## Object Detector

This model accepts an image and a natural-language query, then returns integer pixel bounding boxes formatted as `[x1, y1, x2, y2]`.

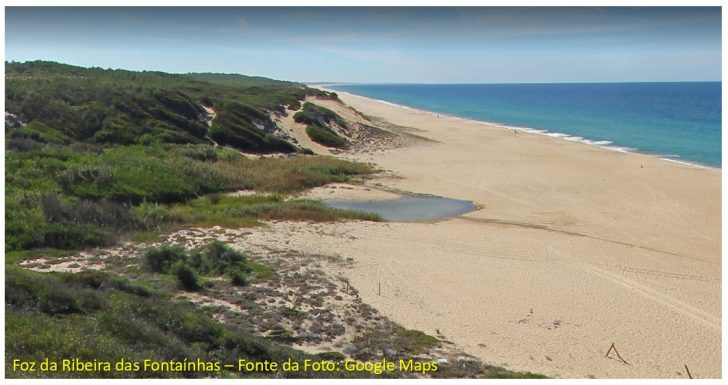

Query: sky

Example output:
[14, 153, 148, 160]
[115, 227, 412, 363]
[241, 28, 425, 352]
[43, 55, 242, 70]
[4, 7, 722, 83]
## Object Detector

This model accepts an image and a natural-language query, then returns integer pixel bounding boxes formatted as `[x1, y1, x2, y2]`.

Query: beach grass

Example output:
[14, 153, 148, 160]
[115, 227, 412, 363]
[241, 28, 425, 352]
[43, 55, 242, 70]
[6, 142, 378, 253]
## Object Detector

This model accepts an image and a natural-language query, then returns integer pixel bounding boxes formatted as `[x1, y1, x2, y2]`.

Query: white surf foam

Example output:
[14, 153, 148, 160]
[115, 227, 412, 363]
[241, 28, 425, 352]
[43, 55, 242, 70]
[322, 88, 714, 169]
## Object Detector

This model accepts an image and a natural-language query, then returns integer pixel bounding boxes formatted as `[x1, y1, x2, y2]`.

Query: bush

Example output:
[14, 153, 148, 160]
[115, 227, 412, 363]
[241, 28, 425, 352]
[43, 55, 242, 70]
[305, 125, 347, 148]
[189, 241, 250, 276]
[144, 244, 187, 273]
[173, 262, 202, 291]
[42, 223, 110, 250]
[40, 193, 138, 229]
[39, 290, 83, 315]
[229, 270, 249, 286]
[6, 267, 90, 315]
[143, 242, 260, 290]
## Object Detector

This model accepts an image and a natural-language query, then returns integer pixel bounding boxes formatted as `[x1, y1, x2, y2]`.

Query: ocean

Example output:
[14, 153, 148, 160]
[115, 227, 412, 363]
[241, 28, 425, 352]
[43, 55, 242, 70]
[327, 82, 722, 168]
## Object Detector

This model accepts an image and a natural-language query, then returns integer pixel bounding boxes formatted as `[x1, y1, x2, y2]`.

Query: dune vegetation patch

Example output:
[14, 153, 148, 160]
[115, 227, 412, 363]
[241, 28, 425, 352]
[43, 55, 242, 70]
[293, 102, 349, 148]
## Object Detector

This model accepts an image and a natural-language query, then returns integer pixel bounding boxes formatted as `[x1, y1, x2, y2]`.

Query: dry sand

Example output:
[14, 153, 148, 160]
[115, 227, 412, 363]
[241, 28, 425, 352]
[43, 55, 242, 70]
[297, 182, 400, 201]
[290, 91, 721, 378]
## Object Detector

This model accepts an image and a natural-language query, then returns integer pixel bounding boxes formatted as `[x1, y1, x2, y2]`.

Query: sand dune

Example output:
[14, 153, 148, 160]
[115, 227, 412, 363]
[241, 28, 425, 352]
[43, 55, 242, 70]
[293, 90, 721, 378]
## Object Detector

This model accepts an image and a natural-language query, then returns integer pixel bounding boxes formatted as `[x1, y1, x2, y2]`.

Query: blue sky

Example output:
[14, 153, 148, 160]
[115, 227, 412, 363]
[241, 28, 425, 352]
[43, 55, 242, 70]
[5, 7, 722, 83]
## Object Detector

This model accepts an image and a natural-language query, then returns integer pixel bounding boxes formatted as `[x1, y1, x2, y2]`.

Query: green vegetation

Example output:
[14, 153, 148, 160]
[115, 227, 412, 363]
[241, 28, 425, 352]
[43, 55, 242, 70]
[144, 194, 379, 230]
[4, 267, 345, 379]
[4, 61, 542, 379]
[6, 61, 374, 253]
[293, 102, 347, 127]
[172, 263, 203, 291]
[293, 102, 348, 148]
[6, 142, 377, 252]
[306, 125, 348, 148]
[353, 327, 440, 359]
[4, 62, 383, 378]
[143, 241, 265, 289]
[143, 244, 188, 273]
[6, 61, 337, 151]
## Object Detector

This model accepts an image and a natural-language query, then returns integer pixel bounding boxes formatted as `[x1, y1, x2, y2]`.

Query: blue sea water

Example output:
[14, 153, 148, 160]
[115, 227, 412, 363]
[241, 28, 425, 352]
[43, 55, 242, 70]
[328, 83, 722, 167]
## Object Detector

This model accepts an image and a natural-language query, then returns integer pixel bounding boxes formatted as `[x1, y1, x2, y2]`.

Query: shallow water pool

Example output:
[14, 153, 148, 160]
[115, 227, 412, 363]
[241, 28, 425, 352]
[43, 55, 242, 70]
[323, 195, 477, 222]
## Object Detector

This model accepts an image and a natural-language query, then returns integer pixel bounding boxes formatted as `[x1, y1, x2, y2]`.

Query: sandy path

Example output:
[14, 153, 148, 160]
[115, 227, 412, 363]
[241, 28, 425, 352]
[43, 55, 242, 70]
[293, 90, 721, 378]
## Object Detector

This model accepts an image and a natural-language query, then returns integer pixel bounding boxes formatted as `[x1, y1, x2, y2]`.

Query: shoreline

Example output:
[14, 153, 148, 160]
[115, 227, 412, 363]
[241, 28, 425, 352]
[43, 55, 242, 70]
[14, 87, 719, 378]
[301, 89, 721, 378]
[318, 87, 718, 170]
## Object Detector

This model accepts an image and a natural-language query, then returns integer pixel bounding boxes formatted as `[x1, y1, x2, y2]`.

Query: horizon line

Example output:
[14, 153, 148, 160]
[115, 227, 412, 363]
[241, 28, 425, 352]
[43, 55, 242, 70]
[6, 60, 721, 85]
[308, 80, 723, 85]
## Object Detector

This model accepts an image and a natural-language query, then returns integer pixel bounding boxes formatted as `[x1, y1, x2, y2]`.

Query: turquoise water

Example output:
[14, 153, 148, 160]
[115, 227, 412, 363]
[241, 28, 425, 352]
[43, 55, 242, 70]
[328, 83, 722, 167]
[324, 195, 477, 221]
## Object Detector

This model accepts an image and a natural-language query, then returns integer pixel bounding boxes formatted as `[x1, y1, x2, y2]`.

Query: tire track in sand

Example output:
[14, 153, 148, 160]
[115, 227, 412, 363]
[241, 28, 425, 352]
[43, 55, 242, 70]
[584, 265, 720, 331]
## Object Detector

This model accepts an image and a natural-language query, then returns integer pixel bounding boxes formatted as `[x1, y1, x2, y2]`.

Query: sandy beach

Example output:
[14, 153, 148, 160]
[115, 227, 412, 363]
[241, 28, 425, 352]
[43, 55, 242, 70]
[281, 90, 721, 378]
[18, 89, 721, 378]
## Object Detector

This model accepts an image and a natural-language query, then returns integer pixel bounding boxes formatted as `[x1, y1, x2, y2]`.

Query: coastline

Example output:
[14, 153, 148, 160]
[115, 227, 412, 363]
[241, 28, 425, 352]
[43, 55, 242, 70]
[297, 88, 721, 378]
[323, 88, 718, 170]
[11, 82, 720, 378]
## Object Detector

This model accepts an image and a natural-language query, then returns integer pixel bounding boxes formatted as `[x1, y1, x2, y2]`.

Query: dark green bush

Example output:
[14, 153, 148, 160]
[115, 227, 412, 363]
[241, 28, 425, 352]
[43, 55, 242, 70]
[229, 270, 249, 286]
[38, 289, 82, 315]
[40, 193, 137, 229]
[305, 125, 347, 148]
[143, 242, 260, 290]
[173, 262, 202, 291]
[144, 244, 187, 273]
[6, 267, 89, 315]
[189, 241, 250, 276]
[42, 223, 110, 250]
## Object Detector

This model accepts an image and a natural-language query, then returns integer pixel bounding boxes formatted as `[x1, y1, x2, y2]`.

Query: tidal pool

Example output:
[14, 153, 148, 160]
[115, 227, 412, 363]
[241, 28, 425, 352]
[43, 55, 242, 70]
[324, 195, 477, 222]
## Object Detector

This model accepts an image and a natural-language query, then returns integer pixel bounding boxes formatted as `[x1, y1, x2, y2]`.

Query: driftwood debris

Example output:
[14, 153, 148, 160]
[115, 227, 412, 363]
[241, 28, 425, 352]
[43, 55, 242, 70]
[604, 342, 629, 365]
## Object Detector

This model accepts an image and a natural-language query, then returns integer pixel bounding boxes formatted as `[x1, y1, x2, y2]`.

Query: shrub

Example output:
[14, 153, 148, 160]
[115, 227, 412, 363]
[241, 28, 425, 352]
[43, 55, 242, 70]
[229, 270, 249, 286]
[38, 289, 82, 315]
[63, 270, 109, 289]
[188, 241, 253, 287]
[5, 267, 91, 315]
[42, 223, 110, 249]
[173, 262, 202, 291]
[40, 193, 138, 230]
[144, 244, 187, 273]
[305, 125, 347, 148]
[143, 242, 259, 289]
